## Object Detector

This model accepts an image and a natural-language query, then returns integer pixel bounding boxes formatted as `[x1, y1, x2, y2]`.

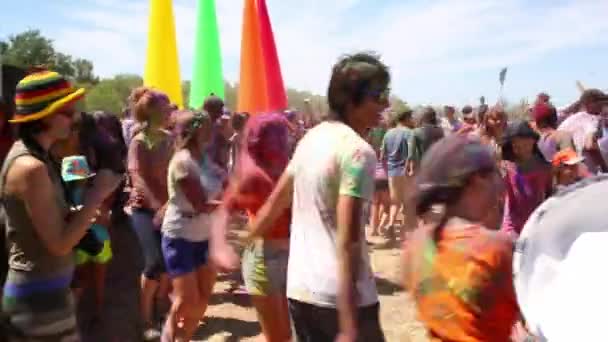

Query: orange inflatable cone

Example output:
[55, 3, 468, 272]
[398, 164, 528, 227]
[237, 0, 287, 115]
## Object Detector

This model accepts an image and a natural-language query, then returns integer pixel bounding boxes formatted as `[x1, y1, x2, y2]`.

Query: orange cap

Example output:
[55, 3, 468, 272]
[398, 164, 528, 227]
[552, 148, 585, 167]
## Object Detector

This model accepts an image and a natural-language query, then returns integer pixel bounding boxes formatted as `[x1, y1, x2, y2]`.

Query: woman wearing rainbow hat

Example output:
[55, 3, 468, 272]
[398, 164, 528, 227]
[0, 70, 121, 340]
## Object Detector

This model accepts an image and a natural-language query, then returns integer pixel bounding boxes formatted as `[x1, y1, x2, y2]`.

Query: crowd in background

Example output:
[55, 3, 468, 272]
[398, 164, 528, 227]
[0, 52, 607, 342]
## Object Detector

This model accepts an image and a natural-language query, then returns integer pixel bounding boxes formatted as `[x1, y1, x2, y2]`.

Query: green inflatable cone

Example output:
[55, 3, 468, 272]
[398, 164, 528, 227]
[190, 0, 224, 109]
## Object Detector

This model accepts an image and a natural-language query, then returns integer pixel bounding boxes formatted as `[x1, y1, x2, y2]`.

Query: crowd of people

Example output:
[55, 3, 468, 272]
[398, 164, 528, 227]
[0, 51, 607, 342]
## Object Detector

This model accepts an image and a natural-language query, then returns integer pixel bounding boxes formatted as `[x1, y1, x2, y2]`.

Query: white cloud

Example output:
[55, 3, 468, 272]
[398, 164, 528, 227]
[51, 0, 608, 103]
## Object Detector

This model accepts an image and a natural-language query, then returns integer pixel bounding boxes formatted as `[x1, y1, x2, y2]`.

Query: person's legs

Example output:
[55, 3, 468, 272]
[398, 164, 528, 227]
[377, 189, 390, 231]
[387, 175, 406, 238]
[370, 194, 381, 237]
[288, 299, 333, 342]
[72, 261, 93, 304]
[162, 272, 200, 342]
[243, 240, 291, 342]
[401, 175, 417, 240]
[92, 262, 108, 318]
[251, 295, 291, 342]
[357, 303, 385, 342]
[91, 239, 112, 318]
[130, 210, 165, 332]
[386, 176, 400, 230]
[180, 264, 216, 339]
[161, 237, 214, 341]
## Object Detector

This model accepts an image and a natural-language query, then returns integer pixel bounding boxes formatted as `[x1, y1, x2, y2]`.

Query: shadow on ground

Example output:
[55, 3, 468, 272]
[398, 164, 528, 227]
[192, 316, 261, 342]
[375, 276, 403, 296]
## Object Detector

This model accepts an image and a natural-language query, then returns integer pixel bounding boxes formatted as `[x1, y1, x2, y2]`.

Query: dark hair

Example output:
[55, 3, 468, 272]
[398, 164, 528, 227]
[535, 105, 558, 129]
[174, 111, 212, 151]
[462, 105, 473, 115]
[326, 52, 390, 122]
[70, 111, 127, 174]
[17, 120, 49, 155]
[419, 107, 438, 125]
[416, 167, 495, 242]
[395, 109, 413, 123]
[232, 112, 249, 132]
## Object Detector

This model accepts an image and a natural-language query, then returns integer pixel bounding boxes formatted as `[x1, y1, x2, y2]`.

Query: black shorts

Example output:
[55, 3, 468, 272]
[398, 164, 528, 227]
[288, 299, 385, 342]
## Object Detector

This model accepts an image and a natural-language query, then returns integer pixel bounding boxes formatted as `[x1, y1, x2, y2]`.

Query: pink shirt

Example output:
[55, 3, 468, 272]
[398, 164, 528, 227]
[501, 159, 552, 238]
[127, 133, 173, 210]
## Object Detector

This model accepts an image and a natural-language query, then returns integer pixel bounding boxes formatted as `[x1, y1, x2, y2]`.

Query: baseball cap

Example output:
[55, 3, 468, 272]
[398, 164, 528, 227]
[552, 148, 585, 167]
[62, 156, 95, 182]
[416, 135, 496, 190]
[514, 176, 608, 342]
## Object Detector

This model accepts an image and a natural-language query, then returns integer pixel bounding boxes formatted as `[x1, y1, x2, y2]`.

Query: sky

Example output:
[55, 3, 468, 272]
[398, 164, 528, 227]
[2, 0, 608, 107]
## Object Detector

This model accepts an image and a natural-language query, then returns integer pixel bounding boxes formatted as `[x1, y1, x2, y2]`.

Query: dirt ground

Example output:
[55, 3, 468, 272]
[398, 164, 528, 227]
[79, 216, 428, 341]
[192, 230, 429, 342]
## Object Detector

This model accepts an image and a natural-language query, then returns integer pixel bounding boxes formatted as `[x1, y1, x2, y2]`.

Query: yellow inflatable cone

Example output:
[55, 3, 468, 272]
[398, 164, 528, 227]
[144, 0, 183, 108]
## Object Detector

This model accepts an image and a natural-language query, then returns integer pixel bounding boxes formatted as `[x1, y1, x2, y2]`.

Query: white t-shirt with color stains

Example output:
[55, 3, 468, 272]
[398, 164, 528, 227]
[286, 121, 379, 308]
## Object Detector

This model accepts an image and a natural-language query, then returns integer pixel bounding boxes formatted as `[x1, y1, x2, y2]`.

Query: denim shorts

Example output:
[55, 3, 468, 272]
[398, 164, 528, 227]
[241, 239, 289, 296]
[129, 209, 166, 280]
[161, 236, 209, 278]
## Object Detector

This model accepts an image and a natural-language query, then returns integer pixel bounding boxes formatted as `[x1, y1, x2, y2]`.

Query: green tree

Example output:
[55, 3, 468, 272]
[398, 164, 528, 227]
[182, 80, 191, 108]
[85, 74, 142, 114]
[1, 30, 56, 68]
[54, 52, 74, 77]
[1, 30, 97, 82]
[224, 81, 238, 110]
[0, 41, 8, 55]
[73, 58, 97, 84]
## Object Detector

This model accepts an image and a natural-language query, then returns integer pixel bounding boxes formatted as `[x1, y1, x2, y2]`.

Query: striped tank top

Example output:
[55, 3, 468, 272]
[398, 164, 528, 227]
[0, 140, 78, 341]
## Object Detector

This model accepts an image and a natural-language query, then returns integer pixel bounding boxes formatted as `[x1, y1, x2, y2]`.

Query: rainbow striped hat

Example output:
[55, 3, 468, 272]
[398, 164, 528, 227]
[10, 70, 85, 123]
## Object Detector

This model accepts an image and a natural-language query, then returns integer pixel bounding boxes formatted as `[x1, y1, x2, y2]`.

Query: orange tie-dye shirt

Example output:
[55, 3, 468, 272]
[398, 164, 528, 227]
[404, 218, 518, 342]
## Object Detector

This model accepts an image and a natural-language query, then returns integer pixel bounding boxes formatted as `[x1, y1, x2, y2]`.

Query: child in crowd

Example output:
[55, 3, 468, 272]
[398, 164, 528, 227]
[62, 156, 113, 321]
[552, 148, 590, 190]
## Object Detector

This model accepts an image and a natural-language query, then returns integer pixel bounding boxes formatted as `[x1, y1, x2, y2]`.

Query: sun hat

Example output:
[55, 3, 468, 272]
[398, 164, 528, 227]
[513, 176, 608, 341]
[10, 70, 85, 123]
[501, 120, 544, 162]
[61, 155, 95, 182]
[551, 148, 585, 167]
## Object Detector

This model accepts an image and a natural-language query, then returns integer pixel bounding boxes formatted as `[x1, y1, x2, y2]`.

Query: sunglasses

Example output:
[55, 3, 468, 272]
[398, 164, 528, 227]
[367, 87, 390, 103]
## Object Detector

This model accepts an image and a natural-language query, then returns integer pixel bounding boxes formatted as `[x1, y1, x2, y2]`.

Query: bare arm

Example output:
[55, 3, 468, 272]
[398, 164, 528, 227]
[178, 174, 217, 214]
[13, 158, 119, 256]
[336, 195, 363, 337]
[245, 171, 293, 241]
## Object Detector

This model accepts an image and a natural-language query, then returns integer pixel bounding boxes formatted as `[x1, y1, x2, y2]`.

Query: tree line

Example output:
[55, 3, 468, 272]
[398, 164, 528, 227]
[1, 30, 345, 116]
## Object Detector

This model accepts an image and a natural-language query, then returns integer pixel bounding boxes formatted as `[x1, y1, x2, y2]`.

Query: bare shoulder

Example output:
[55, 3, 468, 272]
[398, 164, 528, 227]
[5, 155, 49, 194]
[8, 155, 47, 178]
